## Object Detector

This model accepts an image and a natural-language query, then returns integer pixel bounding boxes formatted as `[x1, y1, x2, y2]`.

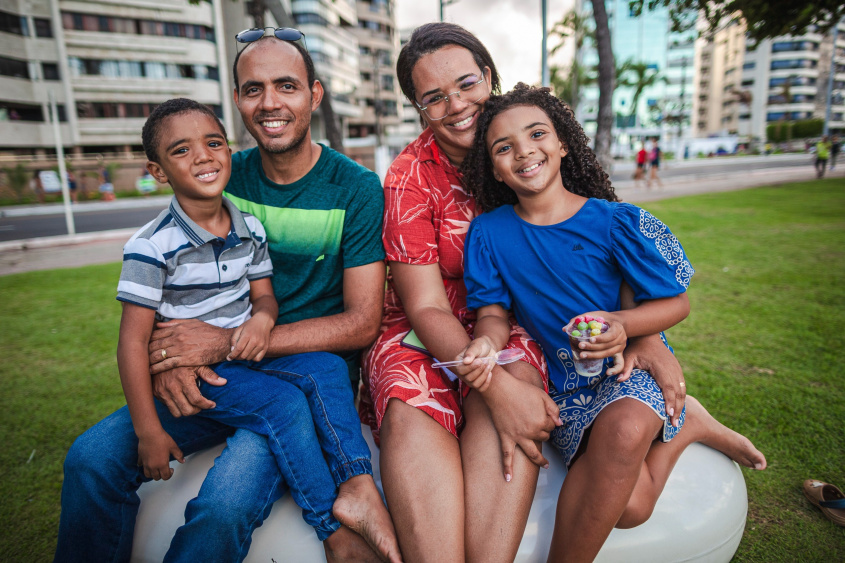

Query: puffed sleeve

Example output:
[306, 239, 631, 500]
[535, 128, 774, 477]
[464, 218, 512, 311]
[382, 153, 439, 265]
[611, 203, 695, 302]
[116, 236, 166, 310]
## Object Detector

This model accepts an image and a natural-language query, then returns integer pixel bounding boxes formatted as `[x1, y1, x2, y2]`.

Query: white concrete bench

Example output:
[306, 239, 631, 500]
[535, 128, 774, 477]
[132, 425, 747, 562]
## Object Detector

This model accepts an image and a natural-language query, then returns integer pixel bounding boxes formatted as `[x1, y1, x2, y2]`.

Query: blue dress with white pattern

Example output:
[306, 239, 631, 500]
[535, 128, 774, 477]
[465, 199, 693, 466]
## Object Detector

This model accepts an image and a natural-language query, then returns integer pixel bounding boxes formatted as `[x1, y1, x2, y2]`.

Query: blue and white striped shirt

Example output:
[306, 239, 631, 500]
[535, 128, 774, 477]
[117, 196, 273, 328]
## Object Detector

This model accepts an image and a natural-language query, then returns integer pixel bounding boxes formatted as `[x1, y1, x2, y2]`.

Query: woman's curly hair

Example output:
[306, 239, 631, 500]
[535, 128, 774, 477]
[461, 83, 617, 212]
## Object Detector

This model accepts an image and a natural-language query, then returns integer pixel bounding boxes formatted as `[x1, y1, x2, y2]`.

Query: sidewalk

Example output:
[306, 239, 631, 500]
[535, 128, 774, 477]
[1, 164, 842, 277]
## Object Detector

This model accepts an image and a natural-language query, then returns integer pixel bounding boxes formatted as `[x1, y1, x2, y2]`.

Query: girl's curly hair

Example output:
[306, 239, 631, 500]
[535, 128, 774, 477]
[461, 83, 617, 212]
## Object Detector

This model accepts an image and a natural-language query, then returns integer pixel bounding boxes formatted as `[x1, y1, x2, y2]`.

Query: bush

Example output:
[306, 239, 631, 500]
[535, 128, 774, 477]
[2, 163, 30, 202]
[767, 118, 824, 142]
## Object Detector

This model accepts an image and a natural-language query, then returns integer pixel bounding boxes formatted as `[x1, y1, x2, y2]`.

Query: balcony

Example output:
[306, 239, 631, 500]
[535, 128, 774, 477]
[0, 120, 73, 148]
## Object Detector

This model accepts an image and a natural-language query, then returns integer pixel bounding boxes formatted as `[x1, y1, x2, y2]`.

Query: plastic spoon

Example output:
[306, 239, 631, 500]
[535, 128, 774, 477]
[431, 348, 526, 369]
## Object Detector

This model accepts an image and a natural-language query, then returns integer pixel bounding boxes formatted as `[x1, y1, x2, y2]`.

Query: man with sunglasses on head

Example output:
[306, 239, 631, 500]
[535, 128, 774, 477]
[54, 28, 401, 563]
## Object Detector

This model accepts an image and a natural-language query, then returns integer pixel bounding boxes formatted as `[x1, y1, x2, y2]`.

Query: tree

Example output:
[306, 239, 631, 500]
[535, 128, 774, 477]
[590, 0, 615, 173]
[548, 10, 594, 112]
[628, 0, 844, 43]
[617, 60, 666, 119]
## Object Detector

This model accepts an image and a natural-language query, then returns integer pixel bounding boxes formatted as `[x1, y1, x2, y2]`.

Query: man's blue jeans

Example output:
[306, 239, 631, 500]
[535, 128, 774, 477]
[54, 352, 371, 563]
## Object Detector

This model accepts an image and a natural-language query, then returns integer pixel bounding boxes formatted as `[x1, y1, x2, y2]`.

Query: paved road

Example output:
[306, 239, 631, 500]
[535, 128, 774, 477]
[0, 154, 816, 242]
[0, 206, 164, 242]
[1, 153, 839, 277]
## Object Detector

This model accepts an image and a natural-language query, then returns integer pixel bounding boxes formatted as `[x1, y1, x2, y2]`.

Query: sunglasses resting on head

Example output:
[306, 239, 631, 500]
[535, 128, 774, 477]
[235, 26, 307, 48]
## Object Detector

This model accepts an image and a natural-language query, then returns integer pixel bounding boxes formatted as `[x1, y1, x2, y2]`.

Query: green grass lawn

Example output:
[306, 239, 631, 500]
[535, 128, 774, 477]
[2, 179, 844, 560]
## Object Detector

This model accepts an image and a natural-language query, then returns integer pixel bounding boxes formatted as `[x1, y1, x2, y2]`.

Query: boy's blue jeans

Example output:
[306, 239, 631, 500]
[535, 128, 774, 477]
[54, 352, 372, 563]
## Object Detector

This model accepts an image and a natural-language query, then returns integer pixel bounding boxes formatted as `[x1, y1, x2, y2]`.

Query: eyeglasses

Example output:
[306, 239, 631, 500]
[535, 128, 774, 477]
[416, 75, 487, 121]
[235, 27, 307, 49]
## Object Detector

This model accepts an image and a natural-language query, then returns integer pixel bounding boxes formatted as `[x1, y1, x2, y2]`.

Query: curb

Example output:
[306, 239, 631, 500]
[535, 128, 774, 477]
[0, 228, 136, 253]
[0, 195, 171, 218]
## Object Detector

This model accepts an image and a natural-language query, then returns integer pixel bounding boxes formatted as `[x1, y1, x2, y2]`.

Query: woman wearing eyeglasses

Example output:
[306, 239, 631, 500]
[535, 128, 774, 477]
[360, 23, 560, 561]
[359, 22, 692, 561]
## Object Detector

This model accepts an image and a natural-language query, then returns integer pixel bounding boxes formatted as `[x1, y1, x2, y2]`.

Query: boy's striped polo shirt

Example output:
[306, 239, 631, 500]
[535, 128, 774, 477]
[116, 196, 273, 328]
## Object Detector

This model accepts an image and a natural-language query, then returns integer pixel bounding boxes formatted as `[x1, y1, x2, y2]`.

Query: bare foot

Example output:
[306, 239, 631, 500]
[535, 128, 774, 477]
[333, 474, 402, 563]
[684, 396, 767, 470]
[324, 525, 382, 563]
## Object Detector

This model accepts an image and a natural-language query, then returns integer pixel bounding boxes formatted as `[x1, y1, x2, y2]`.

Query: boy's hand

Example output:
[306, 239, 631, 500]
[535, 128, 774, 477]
[449, 336, 499, 392]
[227, 315, 274, 361]
[138, 430, 185, 481]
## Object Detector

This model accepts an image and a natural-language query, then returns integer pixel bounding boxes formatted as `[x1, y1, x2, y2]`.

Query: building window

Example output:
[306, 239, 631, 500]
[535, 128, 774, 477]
[0, 101, 54, 122]
[0, 9, 28, 36]
[42, 62, 60, 80]
[742, 62, 755, 70]
[772, 41, 815, 52]
[0, 55, 30, 79]
[68, 56, 218, 81]
[34, 18, 53, 37]
[381, 75, 394, 91]
[294, 13, 329, 26]
[62, 12, 215, 42]
[770, 59, 816, 70]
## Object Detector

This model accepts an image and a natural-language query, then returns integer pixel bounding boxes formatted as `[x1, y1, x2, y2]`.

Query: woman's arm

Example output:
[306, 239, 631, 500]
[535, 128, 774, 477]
[389, 261, 474, 364]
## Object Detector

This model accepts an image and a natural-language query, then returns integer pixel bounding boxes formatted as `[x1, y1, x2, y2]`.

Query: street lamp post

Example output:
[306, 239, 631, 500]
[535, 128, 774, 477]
[440, 0, 459, 22]
[824, 19, 841, 136]
[541, 0, 549, 87]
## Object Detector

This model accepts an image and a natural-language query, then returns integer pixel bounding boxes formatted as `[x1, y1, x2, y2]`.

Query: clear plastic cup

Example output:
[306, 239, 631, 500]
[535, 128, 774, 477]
[565, 321, 608, 377]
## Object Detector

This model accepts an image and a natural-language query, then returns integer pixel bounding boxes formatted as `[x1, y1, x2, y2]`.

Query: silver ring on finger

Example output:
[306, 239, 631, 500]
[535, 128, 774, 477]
[161, 349, 167, 360]
[679, 381, 686, 388]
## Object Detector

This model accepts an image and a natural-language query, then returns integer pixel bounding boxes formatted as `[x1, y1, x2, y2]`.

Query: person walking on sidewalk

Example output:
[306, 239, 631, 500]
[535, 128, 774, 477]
[634, 144, 648, 187]
[648, 141, 663, 188]
[815, 136, 831, 178]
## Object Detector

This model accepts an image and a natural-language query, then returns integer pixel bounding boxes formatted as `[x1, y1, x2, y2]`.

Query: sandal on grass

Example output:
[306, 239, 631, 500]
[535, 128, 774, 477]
[803, 479, 845, 527]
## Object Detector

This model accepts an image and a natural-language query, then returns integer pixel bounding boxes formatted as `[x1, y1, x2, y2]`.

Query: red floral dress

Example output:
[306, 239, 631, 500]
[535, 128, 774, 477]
[359, 129, 547, 445]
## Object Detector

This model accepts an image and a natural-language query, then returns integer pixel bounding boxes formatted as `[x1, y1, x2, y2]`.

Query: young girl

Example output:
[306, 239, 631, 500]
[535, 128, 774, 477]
[456, 84, 766, 561]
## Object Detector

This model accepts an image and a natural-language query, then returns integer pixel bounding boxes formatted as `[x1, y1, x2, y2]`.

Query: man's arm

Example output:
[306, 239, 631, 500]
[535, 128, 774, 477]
[147, 262, 385, 416]
[264, 261, 385, 356]
[149, 261, 385, 371]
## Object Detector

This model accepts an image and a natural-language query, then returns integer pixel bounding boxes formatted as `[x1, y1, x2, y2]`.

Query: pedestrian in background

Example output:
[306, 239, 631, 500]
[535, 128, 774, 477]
[830, 135, 840, 170]
[634, 144, 648, 187]
[815, 136, 831, 179]
[648, 141, 663, 188]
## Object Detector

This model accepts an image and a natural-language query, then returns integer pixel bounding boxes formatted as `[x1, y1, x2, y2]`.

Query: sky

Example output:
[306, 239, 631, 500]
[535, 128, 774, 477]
[395, 0, 576, 91]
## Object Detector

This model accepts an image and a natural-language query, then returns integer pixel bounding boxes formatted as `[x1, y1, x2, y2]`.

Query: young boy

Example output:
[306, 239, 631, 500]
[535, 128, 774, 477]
[117, 98, 394, 552]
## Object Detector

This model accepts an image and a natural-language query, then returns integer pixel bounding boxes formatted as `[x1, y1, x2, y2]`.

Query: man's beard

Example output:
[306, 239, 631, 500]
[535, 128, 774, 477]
[251, 116, 310, 155]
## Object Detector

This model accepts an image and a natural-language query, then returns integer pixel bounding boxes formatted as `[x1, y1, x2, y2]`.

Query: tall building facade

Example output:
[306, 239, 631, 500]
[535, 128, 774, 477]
[1, 0, 404, 163]
[579, 1, 696, 153]
[693, 20, 845, 141]
[348, 0, 401, 141]
[0, 0, 233, 156]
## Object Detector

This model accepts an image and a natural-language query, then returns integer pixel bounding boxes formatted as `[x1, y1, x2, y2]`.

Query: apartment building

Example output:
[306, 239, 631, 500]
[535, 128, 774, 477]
[348, 0, 400, 141]
[691, 18, 746, 137]
[0, 0, 232, 156]
[693, 20, 845, 141]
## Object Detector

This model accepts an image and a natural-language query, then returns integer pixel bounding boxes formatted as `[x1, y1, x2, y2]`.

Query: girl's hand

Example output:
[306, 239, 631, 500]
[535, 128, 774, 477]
[228, 315, 274, 361]
[138, 430, 185, 481]
[565, 312, 627, 374]
[449, 336, 499, 392]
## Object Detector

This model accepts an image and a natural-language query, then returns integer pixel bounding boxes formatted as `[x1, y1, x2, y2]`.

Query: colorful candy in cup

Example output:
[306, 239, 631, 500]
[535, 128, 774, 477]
[565, 317, 609, 377]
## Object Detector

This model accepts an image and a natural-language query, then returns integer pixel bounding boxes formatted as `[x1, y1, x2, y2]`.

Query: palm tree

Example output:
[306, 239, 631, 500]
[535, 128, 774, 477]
[617, 61, 666, 124]
[548, 10, 593, 112]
